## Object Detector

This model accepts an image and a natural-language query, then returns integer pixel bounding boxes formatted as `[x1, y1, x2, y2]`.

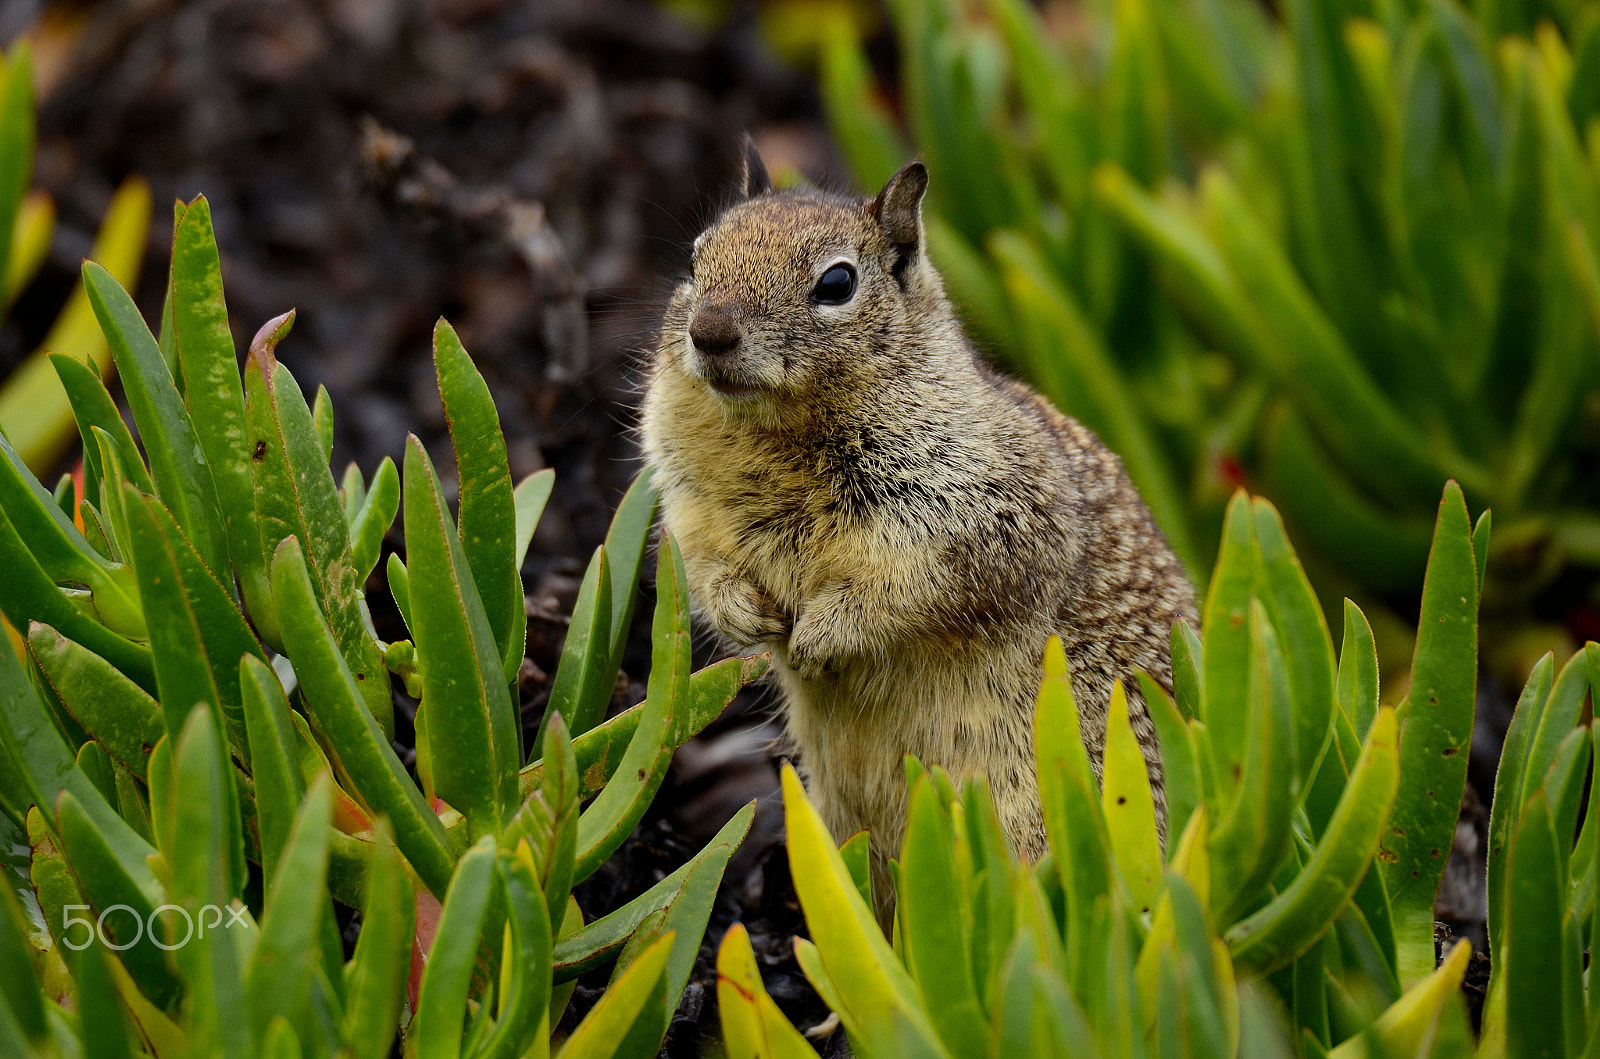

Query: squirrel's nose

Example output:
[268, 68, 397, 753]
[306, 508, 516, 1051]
[689, 305, 742, 356]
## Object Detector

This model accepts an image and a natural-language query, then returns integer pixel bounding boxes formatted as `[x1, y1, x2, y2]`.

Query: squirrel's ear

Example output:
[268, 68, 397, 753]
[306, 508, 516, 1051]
[871, 161, 929, 280]
[738, 135, 773, 198]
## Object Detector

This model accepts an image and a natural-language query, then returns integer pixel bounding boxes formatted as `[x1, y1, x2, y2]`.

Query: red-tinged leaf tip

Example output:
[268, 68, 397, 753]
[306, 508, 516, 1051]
[248, 309, 297, 366]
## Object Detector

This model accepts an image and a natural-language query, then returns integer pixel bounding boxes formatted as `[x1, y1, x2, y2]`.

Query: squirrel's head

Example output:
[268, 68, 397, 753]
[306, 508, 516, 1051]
[660, 141, 948, 410]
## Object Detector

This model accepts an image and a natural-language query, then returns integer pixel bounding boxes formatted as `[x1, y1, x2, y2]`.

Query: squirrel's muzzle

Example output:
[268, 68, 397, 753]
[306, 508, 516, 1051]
[689, 304, 743, 356]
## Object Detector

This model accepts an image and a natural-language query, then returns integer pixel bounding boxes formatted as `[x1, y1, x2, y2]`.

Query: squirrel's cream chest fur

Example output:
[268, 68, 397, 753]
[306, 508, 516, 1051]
[641, 146, 1196, 903]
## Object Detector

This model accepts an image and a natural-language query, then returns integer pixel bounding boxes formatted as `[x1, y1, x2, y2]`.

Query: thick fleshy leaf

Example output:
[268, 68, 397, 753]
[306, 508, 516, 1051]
[1326, 941, 1472, 1059]
[1336, 600, 1379, 744]
[0, 499, 154, 692]
[1486, 651, 1554, 956]
[542, 545, 613, 743]
[897, 775, 986, 1059]
[839, 830, 871, 911]
[611, 797, 744, 1058]
[124, 483, 266, 763]
[1379, 482, 1477, 987]
[554, 933, 674, 1059]
[412, 835, 496, 1059]
[512, 713, 578, 933]
[28, 623, 163, 781]
[553, 801, 753, 982]
[404, 433, 520, 837]
[312, 385, 334, 463]
[513, 470, 554, 571]
[341, 820, 413, 1059]
[435, 319, 523, 685]
[1251, 499, 1336, 807]
[571, 533, 689, 882]
[0, 414, 144, 643]
[241, 653, 303, 885]
[1226, 708, 1399, 975]
[1201, 491, 1254, 805]
[169, 706, 250, 1059]
[0, 44, 33, 301]
[1033, 636, 1113, 992]
[168, 196, 279, 648]
[76, 934, 137, 1059]
[1139, 671, 1198, 852]
[0, 870, 47, 1048]
[1170, 620, 1203, 721]
[349, 455, 398, 585]
[49, 351, 151, 502]
[271, 536, 455, 898]
[245, 315, 390, 732]
[1500, 793, 1567, 1059]
[1209, 600, 1297, 921]
[387, 552, 413, 635]
[0, 628, 160, 905]
[1102, 679, 1162, 913]
[781, 764, 946, 1056]
[248, 776, 334, 1046]
[717, 923, 820, 1059]
[84, 262, 228, 582]
[488, 852, 555, 1059]
[600, 466, 659, 672]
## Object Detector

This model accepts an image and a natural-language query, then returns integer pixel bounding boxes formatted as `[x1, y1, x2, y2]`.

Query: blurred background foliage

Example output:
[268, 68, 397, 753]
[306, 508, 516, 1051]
[793, 0, 1600, 690]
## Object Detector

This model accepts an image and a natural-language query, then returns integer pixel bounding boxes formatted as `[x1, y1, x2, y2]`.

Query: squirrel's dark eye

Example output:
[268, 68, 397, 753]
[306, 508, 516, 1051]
[811, 263, 857, 305]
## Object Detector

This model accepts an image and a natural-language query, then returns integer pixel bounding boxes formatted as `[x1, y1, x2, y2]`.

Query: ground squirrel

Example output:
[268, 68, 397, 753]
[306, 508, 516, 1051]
[641, 145, 1197, 905]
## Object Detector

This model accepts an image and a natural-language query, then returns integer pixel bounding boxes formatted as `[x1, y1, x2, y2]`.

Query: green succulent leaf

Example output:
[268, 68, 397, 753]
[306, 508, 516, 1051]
[1139, 671, 1198, 852]
[781, 764, 946, 1057]
[312, 384, 334, 463]
[1336, 600, 1379, 744]
[554, 932, 674, 1059]
[245, 315, 390, 732]
[0, 499, 154, 692]
[240, 653, 303, 885]
[47, 349, 152, 504]
[542, 545, 613, 744]
[1379, 481, 1477, 987]
[413, 835, 496, 1059]
[271, 536, 455, 898]
[27, 623, 163, 782]
[474, 849, 552, 1059]
[1033, 636, 1113, 993]
[349, 455, 398, 585]
[716, 923, 821, 1059]
[341, 820, 413, 1059]
[553, 801, 753, 982]
[84, 262, 229, 583]
[0, 864, 48, 1048]
[168, 706, 250, 1059]
[434, 319, 524, 685]
[513, 469, 554, 572]
[403, 433, 521, 838]
[898, 775, 987, 1059]
[1226, 707, 1400, 976]
[247, 775, 334, 1046]
[168, 196, 278, 649]
[570, 533, 688, 883]
[600, 465, 660, 673]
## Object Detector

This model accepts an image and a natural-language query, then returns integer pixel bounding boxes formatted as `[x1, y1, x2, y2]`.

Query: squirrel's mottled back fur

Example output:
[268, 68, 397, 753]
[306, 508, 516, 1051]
[641, 148, 1196, 916]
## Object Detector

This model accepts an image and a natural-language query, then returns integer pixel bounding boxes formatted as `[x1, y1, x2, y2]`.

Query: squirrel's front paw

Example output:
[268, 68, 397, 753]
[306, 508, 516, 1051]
[708, 575, 790, 646]
[786, 618, 841, 682]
